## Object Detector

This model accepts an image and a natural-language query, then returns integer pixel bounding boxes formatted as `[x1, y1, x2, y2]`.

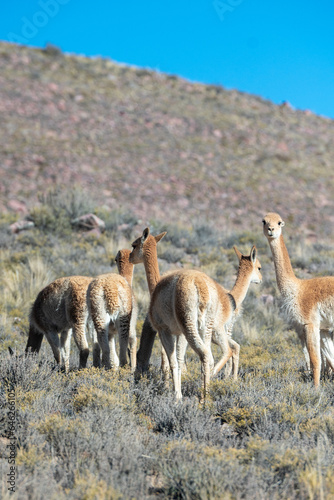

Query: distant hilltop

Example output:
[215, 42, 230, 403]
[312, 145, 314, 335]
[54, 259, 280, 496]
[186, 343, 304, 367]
[1, 41, 334, 237]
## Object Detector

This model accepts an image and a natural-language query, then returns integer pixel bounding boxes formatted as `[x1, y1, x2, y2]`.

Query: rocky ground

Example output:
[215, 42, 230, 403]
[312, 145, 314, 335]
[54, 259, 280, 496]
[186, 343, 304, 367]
[1, 42, 334, 238]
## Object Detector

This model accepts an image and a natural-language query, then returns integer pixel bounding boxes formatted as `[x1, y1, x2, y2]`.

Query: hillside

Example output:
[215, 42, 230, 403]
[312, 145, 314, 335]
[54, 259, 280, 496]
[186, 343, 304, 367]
[1, 41, 334, 499]
[1, 42, 334, 237]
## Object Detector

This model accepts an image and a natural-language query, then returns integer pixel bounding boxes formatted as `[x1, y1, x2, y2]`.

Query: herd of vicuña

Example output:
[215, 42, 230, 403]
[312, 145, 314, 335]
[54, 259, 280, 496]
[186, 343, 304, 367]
[23, 213, 334, 400]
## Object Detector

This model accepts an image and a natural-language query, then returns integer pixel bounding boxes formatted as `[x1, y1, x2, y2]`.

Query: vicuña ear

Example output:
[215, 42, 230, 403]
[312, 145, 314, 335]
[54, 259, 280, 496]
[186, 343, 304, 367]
[142, 228, 150, 243]
[250, 245, 257, 263]
[281, 221, 285, 227]
[233, 246, 243, 262]
[155, 231, 167, 244]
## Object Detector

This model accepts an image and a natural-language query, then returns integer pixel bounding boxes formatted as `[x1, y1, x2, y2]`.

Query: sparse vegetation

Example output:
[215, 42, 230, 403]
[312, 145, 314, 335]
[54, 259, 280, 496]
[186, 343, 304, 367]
[1, 42, 334, 237]
[1, 191, 334, 499]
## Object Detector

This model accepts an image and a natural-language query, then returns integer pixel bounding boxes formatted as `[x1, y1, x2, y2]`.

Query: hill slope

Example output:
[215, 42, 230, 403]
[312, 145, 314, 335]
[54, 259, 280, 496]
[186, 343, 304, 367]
[1, 42, 334, 236]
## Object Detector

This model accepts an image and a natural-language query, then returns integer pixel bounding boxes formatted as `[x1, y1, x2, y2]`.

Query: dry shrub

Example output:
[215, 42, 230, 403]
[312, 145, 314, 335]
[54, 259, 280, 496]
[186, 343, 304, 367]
[1, 255, 54, 315]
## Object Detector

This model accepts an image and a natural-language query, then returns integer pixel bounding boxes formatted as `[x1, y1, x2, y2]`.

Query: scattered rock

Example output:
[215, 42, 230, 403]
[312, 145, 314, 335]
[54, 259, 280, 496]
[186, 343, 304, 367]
[57, 99, 67, 112]
[260, 294, 275, 306]
[117, 223, 131, 232]
[0, 43, 332, 240]
[0, 437, 11, 458]
[117, 223, 133, 237]
[48, 82, 59, 93]
[8, 199, 28, 215]
[280, 101, 293, 110]
[43, 43, 62, 57]
[71, 213, 106, 232]
[306, 231, 317, 243]
[276, 141, 289, 152]
[221, 423, 237, 437]
[9, 220, 34, 234]
[32, 154, 46, 165]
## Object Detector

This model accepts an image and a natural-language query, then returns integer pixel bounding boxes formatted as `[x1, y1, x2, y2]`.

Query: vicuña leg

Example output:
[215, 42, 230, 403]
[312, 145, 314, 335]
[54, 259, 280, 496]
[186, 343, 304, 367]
[72, 325, 90, 369]
[44, 330, 61, 366]
[185, 328, 212, 400]
[304, 323, 321, 388]
[87, 320, 101, 367]
[212, 330, 233, 377]
[176, 334, 188, 391]
[128, 327, 137, 372]
[118, 315, 131, 368]
[60, 329, 72, 373]
[320, 329, 334, 373]
[159, 330, 180, 400]
[108, 323, 119, 370]
[295, 323, 311, 371]
[136, 315, 157, 375]
[212, 331, 239, 379]
[96, 320, 112, 369]
[160, 345, 170, 380]
[226, 338, 240, 379]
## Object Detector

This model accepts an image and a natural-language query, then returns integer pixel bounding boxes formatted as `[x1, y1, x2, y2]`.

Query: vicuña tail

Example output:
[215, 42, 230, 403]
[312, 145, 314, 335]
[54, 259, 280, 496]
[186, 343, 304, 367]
[25, 325, 43, 354]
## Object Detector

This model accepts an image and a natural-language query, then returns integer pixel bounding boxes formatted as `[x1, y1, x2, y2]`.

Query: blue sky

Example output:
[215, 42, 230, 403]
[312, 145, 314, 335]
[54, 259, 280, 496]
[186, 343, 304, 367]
[1, 0, 334, 118]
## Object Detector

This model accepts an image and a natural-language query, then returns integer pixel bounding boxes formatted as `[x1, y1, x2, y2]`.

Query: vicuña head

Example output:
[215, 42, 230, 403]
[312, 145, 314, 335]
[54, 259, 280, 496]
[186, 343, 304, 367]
[129, 227, 166, 265]
[262, 212, 285, 240]
[233, 245, 262, 285]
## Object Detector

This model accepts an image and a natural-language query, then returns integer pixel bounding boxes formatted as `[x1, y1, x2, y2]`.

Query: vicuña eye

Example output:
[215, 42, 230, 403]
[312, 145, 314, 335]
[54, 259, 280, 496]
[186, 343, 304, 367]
[262, 220, 265, 225]
[278, 221, 282, 226]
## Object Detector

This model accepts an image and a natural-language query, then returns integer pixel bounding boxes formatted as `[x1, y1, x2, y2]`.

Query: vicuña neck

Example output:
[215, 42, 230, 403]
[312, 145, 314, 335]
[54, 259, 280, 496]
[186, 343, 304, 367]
[121, 265, 134, 287]
[268, 234, 299, 295]
[143, 246, 161, 296]
[229, 266, 253, 309]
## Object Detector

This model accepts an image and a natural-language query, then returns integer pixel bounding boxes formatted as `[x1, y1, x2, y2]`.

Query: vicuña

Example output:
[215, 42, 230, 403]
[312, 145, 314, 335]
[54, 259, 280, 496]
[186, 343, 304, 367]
[130, 228, 262, 400]
[263, 212, 334, 387]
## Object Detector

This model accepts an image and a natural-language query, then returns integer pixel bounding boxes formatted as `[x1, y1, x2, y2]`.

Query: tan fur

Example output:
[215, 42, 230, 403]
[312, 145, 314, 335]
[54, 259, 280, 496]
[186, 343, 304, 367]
[87, 249, 137, 371]
[151, 248, 261, 400]
[27, 250, 137, 373]
[26, 276, 94, 372]
[263, 212, 334, 387]
[115, 249, 134, 287]
[131, 227, 262, 400]
[130, 228, 166, 294]
[129, 228, 170, 376]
